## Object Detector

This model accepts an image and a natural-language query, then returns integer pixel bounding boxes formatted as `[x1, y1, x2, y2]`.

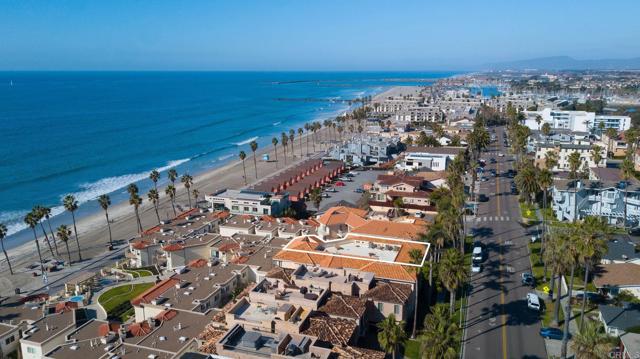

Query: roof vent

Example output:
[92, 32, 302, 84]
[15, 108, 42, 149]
[70, 345, 79, 351]
[159, 336, 167, 341]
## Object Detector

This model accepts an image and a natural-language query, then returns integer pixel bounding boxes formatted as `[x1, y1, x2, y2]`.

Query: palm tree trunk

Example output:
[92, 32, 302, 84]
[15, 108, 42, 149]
[273, 145, 278, 168]
[135, 208, 143, 233]
[561, 264, 576, 359]
[1, 239, 13, 275]
[579, 263, 590, 331]
[46, 219, 59, 255]
[105, 211, 113, 247]
[253, 154, 258, 179]
[306, 135, 310, 155]
[554, 272, 562, 325]
[171, 199, 177, 217]
[411, 277, 418, 338]
[31, 228, 45, 275]
[427, 253, 434, 306]
[187, 191, 192, 208]
[40, 223, 55, 257]
[71, 212, 82, 261]
[154, 204, 161, 225]
[624, 187, 629, 228]
[449, 290, 455, 315]
[299, 138, 303, 158]
[65, 242, 72, 264]
[541, 188, 546, 266]
[549, 269, 556, 300]
[241, 161, 247, 185]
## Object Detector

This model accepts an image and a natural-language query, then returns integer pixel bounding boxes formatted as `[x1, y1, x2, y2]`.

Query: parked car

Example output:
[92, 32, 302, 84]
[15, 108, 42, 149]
[472, 246, 484, 262]
[629, 227, 640, 236]
[471, 261, 482, 273]
[521, 272, 535, 287]
[414, 211, 424, 218]
[539, 327, 565, 340]
[326, 187, 337, 192]
[490, 158, 497, 164]
[527, 293, 541, 311]
[335, 181, 346, 187]
[498, 153, 505, 157]
[321, 193, 330, 198]
[354, 188, 364, 193]
[478, 194, 489, 202]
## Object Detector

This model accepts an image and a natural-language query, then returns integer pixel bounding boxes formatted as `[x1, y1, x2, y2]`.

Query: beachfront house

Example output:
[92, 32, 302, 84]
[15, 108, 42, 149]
[205, 189, 290, 217]
[395, 146, 464, 171]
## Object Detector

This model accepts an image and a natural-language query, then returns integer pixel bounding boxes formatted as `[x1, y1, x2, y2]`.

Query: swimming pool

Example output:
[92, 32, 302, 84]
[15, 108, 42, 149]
[68, 295, 84, 303]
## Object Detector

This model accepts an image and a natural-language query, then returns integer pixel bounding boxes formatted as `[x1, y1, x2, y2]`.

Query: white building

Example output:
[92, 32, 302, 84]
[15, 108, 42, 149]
[205, 189, 290, 216]
[533, 143, 606, 170]
[524, 108, 631, 133]
[551, 167, 640, 225]
[396, 146, 464, 171]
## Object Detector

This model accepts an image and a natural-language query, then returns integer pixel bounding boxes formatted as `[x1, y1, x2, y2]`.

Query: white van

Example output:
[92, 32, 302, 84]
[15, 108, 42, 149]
[527, 293, 541, 311]
[472, 246, 483, 262]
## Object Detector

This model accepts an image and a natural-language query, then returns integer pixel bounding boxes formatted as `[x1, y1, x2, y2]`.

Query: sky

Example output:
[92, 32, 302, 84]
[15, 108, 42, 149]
[0, 0, 639, 71]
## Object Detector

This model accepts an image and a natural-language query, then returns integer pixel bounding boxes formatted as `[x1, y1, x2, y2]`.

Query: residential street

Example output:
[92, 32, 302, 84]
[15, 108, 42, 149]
[463, 126, 548, 359]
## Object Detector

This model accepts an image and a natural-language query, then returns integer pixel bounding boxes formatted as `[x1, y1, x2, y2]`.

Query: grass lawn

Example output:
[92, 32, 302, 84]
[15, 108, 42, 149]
[123, 269, 154, 278]
[98, 283, 154, 321]
[519, 201, 539, 222]
[404, 339, 420, 359]
[541, 297, 564, 328]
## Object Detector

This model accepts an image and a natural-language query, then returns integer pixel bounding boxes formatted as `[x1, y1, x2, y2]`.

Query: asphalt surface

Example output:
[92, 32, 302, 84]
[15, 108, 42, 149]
[463, 126, 548, 359]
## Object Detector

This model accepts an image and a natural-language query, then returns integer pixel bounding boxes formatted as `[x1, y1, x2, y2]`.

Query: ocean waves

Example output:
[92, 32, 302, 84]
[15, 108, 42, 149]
[0, 158, 190, 237]
[233, 136, 259, 146]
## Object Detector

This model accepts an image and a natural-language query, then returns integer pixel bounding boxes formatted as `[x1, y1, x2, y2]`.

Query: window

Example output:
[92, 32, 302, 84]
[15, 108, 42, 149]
[394, 304, 401, 315]
[27, 347, 36, 354]
[232, 205, 239, 211]
[263, 209, 269, 215]
[377, 303, 384, 312]
[244, 207, 249, 211]
[5, 335, 14, 345]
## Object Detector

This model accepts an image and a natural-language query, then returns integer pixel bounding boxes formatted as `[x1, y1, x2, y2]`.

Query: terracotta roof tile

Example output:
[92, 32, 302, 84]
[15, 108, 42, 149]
[301, 315, 356, 346]
[364, 282, 413, 304]
[131, 278, 180, 306]
[351, 220, 424, 240]
[162, 243, 184, 252]
[317, 207, 368, 228]
[319, 294, 369, 319]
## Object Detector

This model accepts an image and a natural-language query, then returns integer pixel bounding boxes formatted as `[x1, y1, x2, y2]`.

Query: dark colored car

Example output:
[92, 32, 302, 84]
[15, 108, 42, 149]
[629, 227, 640, 236]
[539, 327, 567, 340]
[478, 194, 489, 202]
[490, 158, 497, 164]
[521, 272, 535, 287]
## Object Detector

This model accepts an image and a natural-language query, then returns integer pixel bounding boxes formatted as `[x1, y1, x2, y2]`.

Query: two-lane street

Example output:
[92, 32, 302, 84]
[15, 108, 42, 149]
[463, 126, 548, 359]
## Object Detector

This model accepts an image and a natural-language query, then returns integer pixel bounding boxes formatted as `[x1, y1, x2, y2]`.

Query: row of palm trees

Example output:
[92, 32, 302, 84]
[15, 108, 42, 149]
[237, 115, 370, 185]
[0, 167, 199, 276]
[376, 119, 490, 358]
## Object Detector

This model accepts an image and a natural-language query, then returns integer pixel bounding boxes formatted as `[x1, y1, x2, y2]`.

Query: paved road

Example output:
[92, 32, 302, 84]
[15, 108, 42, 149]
[463, 126, 547, 359]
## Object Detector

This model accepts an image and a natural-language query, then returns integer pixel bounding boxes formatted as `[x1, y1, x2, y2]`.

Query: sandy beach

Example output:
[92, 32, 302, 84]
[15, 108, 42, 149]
[0, 86, 403, 296]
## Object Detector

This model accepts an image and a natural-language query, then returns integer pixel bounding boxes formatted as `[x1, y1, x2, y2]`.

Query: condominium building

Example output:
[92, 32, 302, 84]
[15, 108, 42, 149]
[205, 189, 290, 216]
[524, 108, 631, 133]
[551, 167, 640, 225]
[395, 146, 465, 171]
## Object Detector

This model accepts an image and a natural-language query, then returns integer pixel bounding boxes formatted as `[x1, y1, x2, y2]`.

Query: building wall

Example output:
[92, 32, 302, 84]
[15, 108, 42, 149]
[0, 326, 20, 357]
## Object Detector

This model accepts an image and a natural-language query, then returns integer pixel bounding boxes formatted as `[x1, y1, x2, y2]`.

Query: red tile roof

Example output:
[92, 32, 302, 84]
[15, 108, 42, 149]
[131, 278, 180, 306]
[162, 243, 184, 252]
[98, 323, 120, 337]
[128, 321, 152, 337]
[55, 301, 78, 313]
[154, 309, 178, 321]
[188, 258, 208, 268]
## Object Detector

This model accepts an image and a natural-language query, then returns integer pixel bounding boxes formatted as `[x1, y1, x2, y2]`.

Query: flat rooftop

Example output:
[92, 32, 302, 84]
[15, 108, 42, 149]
[22, 310, 79, 344]
[132, 310, 209, 354]
[0, 296, 45, 324]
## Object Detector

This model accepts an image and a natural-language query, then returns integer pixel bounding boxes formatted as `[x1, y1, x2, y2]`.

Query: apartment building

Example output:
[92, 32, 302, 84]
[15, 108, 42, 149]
[395, 146, 465, 171]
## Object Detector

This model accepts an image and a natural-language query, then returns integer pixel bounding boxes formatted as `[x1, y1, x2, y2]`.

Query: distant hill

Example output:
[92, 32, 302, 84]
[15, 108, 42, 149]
[481, 56, 640, 71]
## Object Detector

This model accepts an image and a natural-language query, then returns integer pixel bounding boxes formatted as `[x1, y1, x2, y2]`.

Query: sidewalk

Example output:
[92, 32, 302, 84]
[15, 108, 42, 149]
[544, 274, 577, 359]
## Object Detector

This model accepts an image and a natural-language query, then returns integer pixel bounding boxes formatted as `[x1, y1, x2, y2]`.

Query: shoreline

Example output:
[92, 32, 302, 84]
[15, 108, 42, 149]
[0, 85, 409, 295]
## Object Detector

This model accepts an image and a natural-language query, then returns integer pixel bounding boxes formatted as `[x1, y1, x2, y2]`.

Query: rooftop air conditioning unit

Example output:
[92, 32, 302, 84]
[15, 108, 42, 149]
[70, 345, 79, 351]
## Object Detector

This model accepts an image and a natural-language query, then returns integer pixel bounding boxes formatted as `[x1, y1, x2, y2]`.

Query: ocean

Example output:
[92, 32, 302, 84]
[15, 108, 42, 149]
[0, 71, 456, 247]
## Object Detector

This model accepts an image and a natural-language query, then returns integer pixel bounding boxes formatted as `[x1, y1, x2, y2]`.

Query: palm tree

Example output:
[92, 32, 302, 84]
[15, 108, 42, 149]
[281, 132, 288, 165]
[622, 154, 635, 228]
[377, 314, 406, 359]
[289, 129, 295, 158]
[249, 141, 258, 179]
[605, 127, 617, 157]
[272, 137, 279, 168]
[570, 320, 613, 359]
[129, 192, 143, 234]
[439, 248, 466, 315]
[538, 169, 553, 268]
[544, 230, 568, 323]
[165, 185, 177, 217]
[0, 224, 13, 275]
[239, 151, 248, 185]
[56, 225, 73, 264]
[298, 128, 304, 156]
[541, 122, 552, 138]
[63, 195, 82, 261]
[192, 188, 199, 208]
[127, 183, 139, 196]
[419, 305, 458, 359]
[561, 224, 580, 359]
[33, 206, 54, 257]
[98, 194, 113, 248]
[304, 123, 311, 154]
[168, 169, 178, 186]
[41, 206, 58, 255]
[24, 212, 45, 275]
[591, 145, 603, 168]
[514, 162, 539, 204]
[535, 115, 543, 130]
[309, 188, 322, 212]
[568, 151, 583, 223]
[408, 248, 424, 339]
[149, 170, 160, 190]
[147, 189, 161, 225]
[181, 173, 194, 208]
[576, 216, 610, 330]
[544, 150, 559, 171]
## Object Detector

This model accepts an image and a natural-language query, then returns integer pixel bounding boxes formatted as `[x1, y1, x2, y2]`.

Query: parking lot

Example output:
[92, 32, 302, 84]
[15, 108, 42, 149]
[308, 169, 384, 212]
